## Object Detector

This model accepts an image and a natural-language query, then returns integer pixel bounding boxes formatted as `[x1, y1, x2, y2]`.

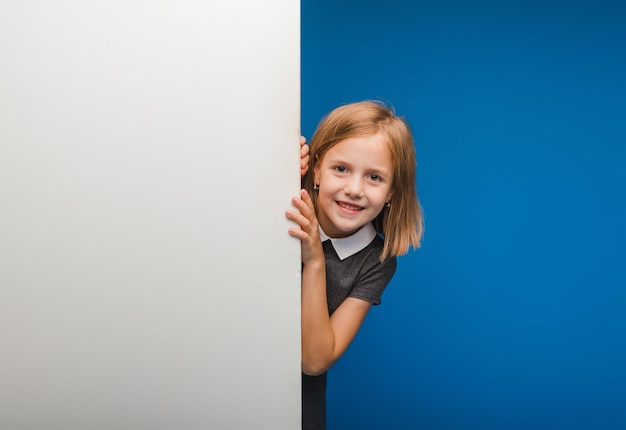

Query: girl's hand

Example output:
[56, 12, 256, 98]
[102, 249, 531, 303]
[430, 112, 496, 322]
[300, 136, 310, 177]
[286, 189, 323, 265]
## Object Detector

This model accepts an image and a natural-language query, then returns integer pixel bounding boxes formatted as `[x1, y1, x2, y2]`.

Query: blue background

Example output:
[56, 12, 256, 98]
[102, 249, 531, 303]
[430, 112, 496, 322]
[301, 1, 626, 429]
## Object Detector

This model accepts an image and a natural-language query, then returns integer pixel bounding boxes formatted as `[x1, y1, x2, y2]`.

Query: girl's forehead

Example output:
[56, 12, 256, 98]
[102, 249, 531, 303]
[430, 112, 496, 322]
[321, 134, 394, 169]
[326, 133, 390, 154]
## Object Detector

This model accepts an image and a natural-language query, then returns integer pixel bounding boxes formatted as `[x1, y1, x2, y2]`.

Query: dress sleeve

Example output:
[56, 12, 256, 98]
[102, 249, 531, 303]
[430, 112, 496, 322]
[348, 254, 396, 306]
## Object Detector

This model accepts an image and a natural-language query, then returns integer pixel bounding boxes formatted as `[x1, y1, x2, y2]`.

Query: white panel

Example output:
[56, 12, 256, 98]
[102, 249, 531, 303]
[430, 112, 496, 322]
[0, 1, 300, 428]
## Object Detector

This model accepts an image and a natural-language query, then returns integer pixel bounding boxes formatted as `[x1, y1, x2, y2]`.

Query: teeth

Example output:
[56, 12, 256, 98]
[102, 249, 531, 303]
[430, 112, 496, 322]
[338, 202, 363, 211]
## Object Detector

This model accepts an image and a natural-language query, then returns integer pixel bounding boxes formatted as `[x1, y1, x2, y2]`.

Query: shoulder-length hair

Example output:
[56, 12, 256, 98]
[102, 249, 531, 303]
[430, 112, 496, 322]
[303, 100, 423, 261]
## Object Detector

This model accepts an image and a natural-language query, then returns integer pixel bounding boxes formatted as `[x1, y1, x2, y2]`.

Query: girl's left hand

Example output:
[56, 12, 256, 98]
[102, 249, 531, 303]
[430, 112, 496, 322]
[300, 136, 310, 177]
[286, 189, 323, 265]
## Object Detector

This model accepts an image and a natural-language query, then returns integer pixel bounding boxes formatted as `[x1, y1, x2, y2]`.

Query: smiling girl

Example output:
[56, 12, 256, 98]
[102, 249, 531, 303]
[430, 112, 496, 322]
[287, 100, 423, 429]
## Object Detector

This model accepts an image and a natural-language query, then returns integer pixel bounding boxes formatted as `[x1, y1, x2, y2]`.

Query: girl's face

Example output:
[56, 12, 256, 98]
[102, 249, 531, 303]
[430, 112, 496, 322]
[313, 133, 393, 238]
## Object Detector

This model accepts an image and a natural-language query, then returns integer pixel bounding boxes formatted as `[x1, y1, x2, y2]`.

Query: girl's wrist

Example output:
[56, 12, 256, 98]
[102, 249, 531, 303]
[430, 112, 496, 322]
[303, 258, 325, 271]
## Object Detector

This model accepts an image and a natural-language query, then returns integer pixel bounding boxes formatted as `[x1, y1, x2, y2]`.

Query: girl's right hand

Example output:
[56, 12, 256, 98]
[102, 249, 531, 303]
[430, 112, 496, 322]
[286, 189, 323, 265]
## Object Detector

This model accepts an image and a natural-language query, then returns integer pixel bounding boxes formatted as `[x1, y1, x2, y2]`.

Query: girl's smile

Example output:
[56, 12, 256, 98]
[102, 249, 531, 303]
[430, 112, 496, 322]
[313, 133, 393, 238]
[336, 200, 364, 212]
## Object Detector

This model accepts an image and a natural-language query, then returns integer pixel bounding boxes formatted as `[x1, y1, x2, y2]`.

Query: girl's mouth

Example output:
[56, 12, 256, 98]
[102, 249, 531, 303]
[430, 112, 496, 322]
[337, 201, 364, 211]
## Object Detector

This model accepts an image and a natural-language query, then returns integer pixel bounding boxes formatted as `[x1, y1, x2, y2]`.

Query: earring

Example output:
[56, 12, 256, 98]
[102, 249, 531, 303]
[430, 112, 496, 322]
[385, 201, 391, 208]
[314, 184, 320, 190]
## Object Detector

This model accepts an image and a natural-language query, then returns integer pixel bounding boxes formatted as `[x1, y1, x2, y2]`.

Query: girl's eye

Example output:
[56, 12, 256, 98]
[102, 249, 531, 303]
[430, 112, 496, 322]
[369, 174, 381, 182]
[335, 166, 347, 173]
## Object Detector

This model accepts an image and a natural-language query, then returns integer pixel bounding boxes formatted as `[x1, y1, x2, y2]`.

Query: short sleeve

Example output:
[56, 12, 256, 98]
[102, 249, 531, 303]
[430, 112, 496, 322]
[348, 254, 396, 305]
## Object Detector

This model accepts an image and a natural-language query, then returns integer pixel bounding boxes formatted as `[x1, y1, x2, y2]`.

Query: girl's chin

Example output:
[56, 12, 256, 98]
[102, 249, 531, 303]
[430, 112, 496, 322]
[323, 222, 363, 238]
[319, 211, 374, 238]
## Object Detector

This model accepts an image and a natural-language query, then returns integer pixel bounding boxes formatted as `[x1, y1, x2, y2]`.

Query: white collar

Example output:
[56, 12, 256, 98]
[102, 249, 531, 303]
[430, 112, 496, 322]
[319, 223, 377, 260]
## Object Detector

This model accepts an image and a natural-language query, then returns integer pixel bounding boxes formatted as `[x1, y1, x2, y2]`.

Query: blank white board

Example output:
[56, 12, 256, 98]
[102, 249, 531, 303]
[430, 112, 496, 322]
[0, 1, 301, 428]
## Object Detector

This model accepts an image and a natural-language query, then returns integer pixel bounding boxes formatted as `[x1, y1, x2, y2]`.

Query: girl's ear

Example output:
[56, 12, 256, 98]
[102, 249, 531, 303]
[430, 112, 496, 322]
[313, 158, 321, 185]
[385, 191, 394, 208]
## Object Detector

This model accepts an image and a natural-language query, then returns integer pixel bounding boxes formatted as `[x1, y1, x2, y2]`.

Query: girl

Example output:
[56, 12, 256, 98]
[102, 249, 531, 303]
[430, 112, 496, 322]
[287, 100, 423, 429]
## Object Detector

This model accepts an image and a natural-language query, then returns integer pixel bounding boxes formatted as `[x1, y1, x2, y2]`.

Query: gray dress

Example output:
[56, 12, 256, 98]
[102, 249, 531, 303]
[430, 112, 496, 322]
[302, 232, 396, 430]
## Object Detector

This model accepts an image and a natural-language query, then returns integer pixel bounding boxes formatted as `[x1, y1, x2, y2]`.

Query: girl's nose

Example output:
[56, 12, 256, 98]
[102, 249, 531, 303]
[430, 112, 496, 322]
[344, 178, 364, 198]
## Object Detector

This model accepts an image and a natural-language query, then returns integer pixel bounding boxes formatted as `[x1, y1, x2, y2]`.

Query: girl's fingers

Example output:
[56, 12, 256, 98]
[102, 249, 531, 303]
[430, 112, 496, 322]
[286, 189, 319, 242]
[286, 208, 311, 230]
[291, 195, 313, 218]
[286, 188, 322, 262]
[299, 189, 316, 212]
[300, 141, 310, 177]
[288, 227, 309, 241]
[287, 191, 319, 232]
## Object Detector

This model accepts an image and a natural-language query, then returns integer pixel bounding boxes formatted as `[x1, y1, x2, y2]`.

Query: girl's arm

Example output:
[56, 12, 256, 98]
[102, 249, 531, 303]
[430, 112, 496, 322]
[287, 190, 372, 376]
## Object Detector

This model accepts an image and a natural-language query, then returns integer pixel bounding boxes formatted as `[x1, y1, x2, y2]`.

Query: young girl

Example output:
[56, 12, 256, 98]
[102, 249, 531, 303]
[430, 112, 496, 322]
[287, 100, 423, 430]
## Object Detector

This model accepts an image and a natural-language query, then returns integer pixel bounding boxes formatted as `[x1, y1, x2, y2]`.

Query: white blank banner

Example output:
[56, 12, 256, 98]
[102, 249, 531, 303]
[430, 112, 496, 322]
[0, 1, 301, 429]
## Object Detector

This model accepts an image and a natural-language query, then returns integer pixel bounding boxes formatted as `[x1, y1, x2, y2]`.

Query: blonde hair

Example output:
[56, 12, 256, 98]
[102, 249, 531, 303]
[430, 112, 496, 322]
[303, 100, 423, 261]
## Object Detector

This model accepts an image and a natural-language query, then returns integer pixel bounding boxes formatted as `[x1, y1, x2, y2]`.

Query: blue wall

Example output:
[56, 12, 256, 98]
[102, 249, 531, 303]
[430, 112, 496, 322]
[302, 1, 626, 429]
